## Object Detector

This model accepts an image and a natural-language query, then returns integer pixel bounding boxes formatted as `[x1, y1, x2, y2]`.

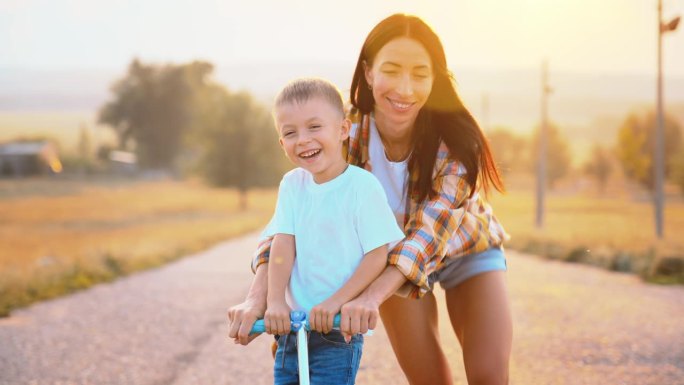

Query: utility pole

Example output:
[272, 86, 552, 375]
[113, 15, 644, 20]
[536, 60, 552, 229]
[655, 0, 681, 238]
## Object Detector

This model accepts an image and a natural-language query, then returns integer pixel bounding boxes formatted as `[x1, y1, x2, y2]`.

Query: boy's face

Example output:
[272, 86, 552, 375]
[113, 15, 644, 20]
[275, 97, 350, 184]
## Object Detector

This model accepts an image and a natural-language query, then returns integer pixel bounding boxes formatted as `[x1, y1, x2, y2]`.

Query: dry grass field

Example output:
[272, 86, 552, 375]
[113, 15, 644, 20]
[491, 174, 684, 283]
[0, 177, 277, 316]
[1, 172, 682, 317]
[493, 191, 684, 253]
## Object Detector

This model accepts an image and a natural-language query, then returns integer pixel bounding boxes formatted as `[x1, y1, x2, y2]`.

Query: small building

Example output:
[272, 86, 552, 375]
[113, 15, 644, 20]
[108, 150, 138, 175]
[0, 140, 62, 177]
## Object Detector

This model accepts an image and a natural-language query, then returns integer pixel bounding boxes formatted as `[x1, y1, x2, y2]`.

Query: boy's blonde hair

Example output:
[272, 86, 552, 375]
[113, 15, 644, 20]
[274, 78, 345, 118]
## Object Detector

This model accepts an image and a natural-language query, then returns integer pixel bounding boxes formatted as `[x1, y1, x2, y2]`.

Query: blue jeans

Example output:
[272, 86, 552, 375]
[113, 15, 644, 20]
[274, 330, 364, 385]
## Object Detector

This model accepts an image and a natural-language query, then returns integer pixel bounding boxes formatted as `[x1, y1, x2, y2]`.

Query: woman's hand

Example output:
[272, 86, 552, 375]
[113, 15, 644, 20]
[310, 298, 343, 334]
[227, 297, 266, 345]
[339, 292, 381, 336]
[228, 264, 268, 345]
[338, 265, 406, 337]
[264, 300, 292, 336]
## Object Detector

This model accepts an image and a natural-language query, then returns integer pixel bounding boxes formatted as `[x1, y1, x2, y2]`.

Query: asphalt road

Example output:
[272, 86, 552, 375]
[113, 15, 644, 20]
[1, 233, 683, 385]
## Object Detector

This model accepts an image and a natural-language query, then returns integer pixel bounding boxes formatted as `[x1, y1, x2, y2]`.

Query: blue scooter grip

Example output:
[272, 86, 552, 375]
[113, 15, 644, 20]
[250, 312, 341, 334]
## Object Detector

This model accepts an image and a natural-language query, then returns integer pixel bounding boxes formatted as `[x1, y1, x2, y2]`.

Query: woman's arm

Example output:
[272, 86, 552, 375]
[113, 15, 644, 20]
[310, 244, 388, 333]
[226, 234, 296, 343]
[227, 262, 268, 345]
[388, 170, 471, 298]
[338, 264, 407, 335]
[338, 156, 485, 334]
[389, 149, 509, 299]
[251, 235, 273, 273]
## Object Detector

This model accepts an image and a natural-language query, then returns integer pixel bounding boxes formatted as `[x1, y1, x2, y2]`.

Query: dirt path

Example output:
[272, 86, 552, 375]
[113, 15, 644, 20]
[1, 233, 683, 384]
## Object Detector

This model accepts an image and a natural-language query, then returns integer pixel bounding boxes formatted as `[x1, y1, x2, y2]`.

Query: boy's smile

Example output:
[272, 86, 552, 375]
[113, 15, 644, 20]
[275, 97, 350, 184]
[298, 149, 321, 162]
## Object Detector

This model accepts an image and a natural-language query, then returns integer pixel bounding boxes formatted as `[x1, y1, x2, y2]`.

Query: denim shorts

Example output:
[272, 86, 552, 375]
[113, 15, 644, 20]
[274, 330, 363, 385]
[428, 247, 507, 291]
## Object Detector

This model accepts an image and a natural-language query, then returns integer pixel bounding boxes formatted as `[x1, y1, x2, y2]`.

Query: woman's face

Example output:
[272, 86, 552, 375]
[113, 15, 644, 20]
[365, 37, 434, 133]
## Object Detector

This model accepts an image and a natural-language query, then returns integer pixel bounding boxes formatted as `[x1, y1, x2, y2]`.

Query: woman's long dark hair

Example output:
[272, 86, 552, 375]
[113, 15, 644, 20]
[350, 14, 504, 202]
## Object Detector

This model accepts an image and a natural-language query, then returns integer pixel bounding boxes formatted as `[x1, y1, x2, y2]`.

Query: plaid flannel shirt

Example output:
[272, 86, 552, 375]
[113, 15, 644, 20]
[252, 113, 508, 298]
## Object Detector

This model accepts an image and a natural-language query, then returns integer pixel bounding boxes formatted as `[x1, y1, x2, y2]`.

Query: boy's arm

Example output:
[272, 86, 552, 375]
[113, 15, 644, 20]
[309, 244, 388, 333]
[265, 233, 295, 336]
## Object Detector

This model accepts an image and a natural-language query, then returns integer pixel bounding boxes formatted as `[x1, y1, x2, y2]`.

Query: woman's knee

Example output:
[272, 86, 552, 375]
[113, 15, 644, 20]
[463, 348, 509, 385]
[465, 366, 509, 385]
[386, 332, 452, 385]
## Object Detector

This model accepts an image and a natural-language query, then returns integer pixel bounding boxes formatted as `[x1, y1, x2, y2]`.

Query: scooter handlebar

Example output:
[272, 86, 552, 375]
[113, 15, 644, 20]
[250, 312, 341, 335]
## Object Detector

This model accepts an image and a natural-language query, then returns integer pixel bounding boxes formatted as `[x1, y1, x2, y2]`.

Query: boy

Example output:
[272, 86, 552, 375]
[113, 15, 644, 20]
[262, 78, 404, 384]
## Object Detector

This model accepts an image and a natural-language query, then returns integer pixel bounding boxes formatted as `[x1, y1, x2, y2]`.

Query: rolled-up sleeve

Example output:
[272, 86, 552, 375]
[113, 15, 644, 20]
[251, 236, 273, 273]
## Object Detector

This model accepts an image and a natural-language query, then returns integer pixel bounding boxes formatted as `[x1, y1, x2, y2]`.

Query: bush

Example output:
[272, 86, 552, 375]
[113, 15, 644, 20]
[509, 238, 684, 284]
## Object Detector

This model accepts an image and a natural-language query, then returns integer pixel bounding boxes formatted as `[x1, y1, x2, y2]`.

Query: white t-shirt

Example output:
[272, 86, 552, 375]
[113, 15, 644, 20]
[367, 118, 409, 228]
[358, 116, 473, 255]
[262, 165, 405, 313]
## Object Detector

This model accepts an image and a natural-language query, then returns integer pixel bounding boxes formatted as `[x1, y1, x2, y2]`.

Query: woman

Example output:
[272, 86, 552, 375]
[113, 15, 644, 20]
[229, 14, 512, 385]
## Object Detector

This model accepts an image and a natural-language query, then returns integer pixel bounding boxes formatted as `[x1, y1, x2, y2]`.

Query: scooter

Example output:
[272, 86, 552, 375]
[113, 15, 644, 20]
[251, 311, 367, 385]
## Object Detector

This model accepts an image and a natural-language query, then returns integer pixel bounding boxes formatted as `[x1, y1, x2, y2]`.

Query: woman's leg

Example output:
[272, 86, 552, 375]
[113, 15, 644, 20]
[445, 271, 512, 385]
[380, 291, 452, 385]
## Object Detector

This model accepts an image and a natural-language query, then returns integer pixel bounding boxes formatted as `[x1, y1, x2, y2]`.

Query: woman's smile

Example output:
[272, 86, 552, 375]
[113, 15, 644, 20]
[387, 98, 416, 112]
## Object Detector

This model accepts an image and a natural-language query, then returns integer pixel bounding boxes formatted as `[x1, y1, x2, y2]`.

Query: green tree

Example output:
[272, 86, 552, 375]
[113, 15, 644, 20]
[583, 144, 613, 194]
[616, 111, 682, 190]
[98, 59, 213, 170]
[487, 127, 528, 175]
[192, 86, 288, 209]
[530, 123, 572, 188]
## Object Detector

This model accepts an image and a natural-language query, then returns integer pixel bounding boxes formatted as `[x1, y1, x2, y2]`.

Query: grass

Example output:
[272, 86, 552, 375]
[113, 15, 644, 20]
[0, 177, 277, 317]
[2, 172, 682, 317]
[490, 174, 684, 283]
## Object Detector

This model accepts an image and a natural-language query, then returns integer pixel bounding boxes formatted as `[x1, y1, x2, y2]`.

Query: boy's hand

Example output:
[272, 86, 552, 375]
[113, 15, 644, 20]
[310, 298, 342, 334]
[264, 300, 291, 336]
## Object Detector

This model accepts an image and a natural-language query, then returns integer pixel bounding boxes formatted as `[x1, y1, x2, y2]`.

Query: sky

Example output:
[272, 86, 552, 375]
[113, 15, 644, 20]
[1, 0, 683, 77]
[1, 0, 683, 159]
